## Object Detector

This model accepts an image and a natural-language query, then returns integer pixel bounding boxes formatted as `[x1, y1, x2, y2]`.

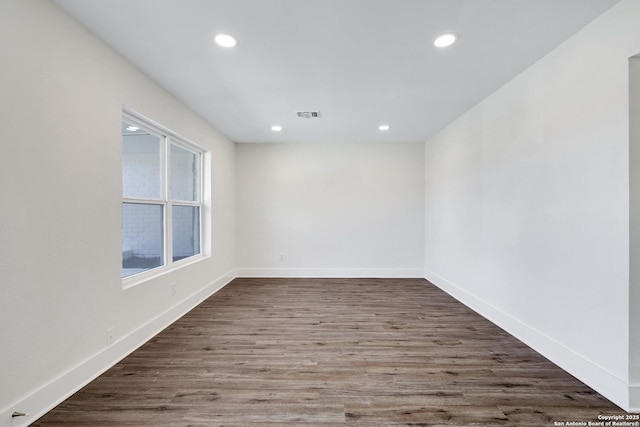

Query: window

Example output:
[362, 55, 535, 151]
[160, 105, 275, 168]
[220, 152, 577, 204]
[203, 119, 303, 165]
[122, 111, 204, 280]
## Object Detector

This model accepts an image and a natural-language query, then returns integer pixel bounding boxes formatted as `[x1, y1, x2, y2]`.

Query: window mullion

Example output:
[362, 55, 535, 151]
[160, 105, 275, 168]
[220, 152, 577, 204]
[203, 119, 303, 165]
[171, 200, 200, 207]
[122, 197, 165, 205]
[164, 136, 173, 268]
[198, 152, 203, 256]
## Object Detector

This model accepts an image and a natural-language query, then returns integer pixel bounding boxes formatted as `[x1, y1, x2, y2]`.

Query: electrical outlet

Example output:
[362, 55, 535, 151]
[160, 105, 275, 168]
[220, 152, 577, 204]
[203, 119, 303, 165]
[171, 283, 177, 296]
[106, 328, 114, 345]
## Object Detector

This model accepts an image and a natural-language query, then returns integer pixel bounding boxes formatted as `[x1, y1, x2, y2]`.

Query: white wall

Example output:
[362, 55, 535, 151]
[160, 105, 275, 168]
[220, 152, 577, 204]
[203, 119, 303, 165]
[236, 142, 425, 277]
[0, 1, 236, 425]
[424, 0, 639, 411]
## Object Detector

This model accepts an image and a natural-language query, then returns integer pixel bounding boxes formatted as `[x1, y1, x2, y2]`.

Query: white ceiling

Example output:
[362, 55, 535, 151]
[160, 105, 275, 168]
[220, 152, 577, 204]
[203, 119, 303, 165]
[53, 0, 620, 144]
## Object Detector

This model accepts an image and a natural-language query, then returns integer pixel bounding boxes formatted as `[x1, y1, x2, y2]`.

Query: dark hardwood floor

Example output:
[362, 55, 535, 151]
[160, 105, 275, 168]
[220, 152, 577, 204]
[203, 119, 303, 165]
[32, 278, 626, 426]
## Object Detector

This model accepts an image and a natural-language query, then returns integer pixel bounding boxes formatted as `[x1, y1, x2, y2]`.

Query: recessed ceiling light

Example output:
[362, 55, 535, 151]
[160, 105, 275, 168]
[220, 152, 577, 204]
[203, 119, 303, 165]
[434, 33, 458, 48]
[214, 33, 238, 48]
[379, 125, 390, 131]
[126, 126, 139, 132]
[271, 125, 283, 132]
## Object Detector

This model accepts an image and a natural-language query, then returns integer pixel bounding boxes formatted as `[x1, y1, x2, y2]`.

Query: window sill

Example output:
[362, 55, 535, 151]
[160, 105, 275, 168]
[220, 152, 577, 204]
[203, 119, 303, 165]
[122, 254, 209, 290]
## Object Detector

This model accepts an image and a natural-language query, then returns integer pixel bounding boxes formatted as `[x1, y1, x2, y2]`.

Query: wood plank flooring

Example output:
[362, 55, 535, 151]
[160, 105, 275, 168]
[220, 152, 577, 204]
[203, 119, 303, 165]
[32, 278, 627, 426]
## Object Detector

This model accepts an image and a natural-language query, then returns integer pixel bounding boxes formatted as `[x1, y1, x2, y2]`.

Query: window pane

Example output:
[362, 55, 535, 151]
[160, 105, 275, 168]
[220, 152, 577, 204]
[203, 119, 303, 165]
[122, 203, 164, 277]
[171, 144, 199, 202]
[172, 205, 200, 262]
[122, 122, 162, 199]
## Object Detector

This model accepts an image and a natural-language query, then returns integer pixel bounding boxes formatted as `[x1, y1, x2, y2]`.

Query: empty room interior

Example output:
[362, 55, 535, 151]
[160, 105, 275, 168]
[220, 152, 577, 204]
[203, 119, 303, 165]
[1, 0, 640, 425]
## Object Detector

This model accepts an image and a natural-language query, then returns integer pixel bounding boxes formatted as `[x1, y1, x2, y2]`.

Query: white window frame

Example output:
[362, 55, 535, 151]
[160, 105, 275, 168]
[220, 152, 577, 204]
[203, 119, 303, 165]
[122, 109, 206, 288]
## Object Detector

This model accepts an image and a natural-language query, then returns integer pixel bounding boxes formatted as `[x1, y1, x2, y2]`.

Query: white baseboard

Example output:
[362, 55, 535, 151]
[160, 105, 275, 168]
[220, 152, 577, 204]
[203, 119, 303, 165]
[237, 267, 423, 278]
[630, 384, 640, 412]
[424, 268, 632, 413]
[1, 270, 236, 427]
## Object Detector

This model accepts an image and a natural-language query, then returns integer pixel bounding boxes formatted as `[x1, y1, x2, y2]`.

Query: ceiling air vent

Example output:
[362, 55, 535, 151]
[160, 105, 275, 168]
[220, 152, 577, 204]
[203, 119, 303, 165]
[296, 111, 320, 119]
